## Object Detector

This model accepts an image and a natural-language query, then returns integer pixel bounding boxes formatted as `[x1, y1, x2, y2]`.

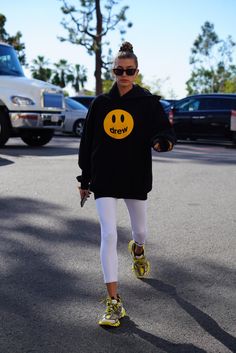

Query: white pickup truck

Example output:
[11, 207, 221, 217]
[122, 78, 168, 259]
[0, 42, 65, 146]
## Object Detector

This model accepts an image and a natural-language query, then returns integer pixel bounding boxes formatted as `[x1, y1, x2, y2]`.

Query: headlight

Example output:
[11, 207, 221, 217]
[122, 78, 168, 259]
[11, 96, 35, 106]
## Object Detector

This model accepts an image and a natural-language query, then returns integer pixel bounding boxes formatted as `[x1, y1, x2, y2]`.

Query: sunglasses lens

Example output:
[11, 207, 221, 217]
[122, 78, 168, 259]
[113, 68, 124, 76]
[126, 69, 136, 76]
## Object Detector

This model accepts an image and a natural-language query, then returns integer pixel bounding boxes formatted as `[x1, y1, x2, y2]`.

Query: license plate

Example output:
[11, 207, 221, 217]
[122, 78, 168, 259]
[51, 115, 59, 122]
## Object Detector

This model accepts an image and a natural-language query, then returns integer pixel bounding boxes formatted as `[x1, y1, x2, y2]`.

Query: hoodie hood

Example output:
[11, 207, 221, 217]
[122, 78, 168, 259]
[105, 83, 161, 101]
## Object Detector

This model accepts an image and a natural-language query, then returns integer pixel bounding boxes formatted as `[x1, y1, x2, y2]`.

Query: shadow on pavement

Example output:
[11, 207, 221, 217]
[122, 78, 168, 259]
[0, 157, 14, 167]
[141, 278, 236, 353]
[102, 315, 207, 353]
[0, 195, 235, 353]
[0, 196, 99, 353]
[0, 196, 100, 246]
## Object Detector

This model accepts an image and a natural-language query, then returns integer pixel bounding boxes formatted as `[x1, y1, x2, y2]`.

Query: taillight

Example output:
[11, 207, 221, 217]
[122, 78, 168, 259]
[231, 110, 236, 131]
[168, 110, 174, 125]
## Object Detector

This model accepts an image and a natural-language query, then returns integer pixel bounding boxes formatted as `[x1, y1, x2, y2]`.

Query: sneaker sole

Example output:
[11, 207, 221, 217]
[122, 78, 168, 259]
[98, 319, 120, 327]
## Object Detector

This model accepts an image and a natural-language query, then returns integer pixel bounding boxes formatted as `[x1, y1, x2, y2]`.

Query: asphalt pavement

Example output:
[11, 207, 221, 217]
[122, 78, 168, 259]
[0, 136, 236, 353]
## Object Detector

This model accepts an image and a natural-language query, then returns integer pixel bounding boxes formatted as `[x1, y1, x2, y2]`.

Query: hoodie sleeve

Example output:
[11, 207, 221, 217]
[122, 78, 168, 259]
[150, 98, 177, 152]
[77, 102, 95, 189]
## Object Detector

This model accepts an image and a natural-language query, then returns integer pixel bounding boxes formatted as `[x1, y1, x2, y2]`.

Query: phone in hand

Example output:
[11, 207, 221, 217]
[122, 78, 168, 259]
[80, 195, 87, 207]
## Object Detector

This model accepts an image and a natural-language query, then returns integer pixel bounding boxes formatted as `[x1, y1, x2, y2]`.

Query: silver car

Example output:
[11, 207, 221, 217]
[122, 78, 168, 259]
[62, 97, 88, 137]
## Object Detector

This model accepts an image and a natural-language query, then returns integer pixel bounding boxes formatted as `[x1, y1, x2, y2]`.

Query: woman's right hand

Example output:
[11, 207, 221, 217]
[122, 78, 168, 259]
[78, 187, 91, 200]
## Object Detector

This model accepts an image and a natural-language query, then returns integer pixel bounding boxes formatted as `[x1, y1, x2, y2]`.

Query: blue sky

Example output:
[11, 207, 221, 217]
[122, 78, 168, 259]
[1, 0, 236, 98]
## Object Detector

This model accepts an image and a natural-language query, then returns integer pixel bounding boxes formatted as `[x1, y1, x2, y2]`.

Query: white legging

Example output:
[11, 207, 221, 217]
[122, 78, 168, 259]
[95, 197, 147, 283]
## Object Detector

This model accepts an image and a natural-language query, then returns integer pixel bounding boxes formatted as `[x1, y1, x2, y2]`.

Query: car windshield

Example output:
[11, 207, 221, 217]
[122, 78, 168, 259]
[66, 98, 87, 111]
[0, 45, 24, 77]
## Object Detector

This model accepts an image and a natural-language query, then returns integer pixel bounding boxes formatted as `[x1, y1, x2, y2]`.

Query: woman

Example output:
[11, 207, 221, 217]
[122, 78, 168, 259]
[77, 42, 176, 327]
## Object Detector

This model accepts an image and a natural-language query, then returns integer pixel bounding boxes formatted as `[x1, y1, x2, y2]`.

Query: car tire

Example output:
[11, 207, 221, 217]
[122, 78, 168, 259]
[73, 119, 85, 137]
[0, 111, 11, 147]
[20, 130, 54, 146]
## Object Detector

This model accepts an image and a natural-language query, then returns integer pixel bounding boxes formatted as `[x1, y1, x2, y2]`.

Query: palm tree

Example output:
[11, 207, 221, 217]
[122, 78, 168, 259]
[51, 59, 71, 88]
[67, 64, 88, 93]
[30, 56, 52, 81]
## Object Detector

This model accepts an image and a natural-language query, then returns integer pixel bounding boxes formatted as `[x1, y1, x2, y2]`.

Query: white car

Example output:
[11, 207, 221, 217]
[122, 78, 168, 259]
[62, 97, 88, 137]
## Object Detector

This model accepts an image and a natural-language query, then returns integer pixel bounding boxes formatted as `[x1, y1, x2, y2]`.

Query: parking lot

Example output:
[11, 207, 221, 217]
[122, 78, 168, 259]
[0, 136, 236, 353]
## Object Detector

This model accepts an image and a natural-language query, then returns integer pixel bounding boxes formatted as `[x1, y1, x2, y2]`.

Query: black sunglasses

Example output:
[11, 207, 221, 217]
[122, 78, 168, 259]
[113, 68, 137, 76]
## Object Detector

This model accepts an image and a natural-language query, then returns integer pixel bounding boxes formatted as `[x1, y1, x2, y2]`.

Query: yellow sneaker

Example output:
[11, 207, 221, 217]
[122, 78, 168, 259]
[128, 240, 150, 278]
[98, 296, 126, 327]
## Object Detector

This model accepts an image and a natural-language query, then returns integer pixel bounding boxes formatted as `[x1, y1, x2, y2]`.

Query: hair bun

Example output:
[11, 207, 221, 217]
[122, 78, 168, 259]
[119, 41, 134, 53]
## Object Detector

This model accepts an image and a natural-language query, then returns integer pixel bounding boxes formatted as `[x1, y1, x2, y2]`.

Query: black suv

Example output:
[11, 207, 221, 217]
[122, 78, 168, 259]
[171, 94, 236, 143]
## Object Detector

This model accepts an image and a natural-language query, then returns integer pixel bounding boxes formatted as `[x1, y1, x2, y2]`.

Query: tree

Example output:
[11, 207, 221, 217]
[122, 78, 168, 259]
[59, 0, 132, 95]
[186, 21, 236, 94]
[102, 69, 113, 92]
[0, 14, 26, 65]
[101, 48, 114, 92]
[30, 56, 52, 81]
[67, 64, 88, 93]
[222, 77, 236, 93]
[30, 56, 89, 93]
[51, 59, 71, 88]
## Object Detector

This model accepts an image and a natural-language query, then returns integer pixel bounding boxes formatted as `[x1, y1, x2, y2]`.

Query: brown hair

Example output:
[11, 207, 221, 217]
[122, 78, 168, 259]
[114, 41, 138, 67]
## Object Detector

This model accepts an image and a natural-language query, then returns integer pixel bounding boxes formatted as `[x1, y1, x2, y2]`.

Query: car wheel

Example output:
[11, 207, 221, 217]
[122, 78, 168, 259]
[20, 130, 54, 146]
[0, 111, 11, 147]
[73, 119, 85, 137]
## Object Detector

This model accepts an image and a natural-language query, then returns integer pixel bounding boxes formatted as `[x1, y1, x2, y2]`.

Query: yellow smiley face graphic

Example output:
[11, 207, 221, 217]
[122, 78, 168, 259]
[103, 109, 134, 139]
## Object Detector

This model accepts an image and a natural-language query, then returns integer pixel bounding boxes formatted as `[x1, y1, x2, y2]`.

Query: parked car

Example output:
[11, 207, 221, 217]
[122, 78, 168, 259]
[70, 95, 95, 109]
[62, 97, 88, 137]
[170, 93, 236, 143]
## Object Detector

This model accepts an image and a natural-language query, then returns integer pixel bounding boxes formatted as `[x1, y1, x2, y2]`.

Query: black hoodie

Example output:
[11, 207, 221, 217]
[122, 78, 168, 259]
[78, 83, 176, 200]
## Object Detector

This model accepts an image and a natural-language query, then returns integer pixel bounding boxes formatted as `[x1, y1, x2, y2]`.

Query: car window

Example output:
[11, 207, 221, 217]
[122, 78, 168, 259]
[66, 98, 87, 111]
[199, 98, 236, 110]
[175, 98, 200, 112]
